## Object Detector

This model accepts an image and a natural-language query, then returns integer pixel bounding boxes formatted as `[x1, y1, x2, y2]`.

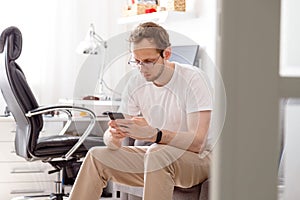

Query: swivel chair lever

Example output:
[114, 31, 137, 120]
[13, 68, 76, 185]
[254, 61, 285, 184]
[49, 168, 61, 174]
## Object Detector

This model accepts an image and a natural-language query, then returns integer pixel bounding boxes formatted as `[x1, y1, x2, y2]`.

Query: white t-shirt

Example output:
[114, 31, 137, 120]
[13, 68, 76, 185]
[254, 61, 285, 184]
[119, 62, 214, 149]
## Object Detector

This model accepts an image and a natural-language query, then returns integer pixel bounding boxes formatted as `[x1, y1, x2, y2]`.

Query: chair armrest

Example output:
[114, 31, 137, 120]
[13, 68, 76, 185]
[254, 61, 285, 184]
[25, 104, 94, 117]
[26, 105, 72, 136]
[26, 104, 97, 160]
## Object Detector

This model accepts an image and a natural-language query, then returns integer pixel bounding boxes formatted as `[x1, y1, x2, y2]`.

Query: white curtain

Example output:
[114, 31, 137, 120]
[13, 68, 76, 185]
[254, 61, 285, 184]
[0, 0, 127, 109]
[0, 0, 81, 105]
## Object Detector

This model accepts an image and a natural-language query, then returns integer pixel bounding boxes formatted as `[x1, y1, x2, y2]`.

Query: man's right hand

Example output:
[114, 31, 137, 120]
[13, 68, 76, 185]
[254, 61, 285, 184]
[103, 120, 128, 150]
[108, 120, 128, 140]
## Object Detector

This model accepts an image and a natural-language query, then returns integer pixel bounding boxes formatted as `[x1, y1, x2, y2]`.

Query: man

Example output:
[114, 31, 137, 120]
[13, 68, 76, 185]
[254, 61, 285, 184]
[69, 22, 213, 200]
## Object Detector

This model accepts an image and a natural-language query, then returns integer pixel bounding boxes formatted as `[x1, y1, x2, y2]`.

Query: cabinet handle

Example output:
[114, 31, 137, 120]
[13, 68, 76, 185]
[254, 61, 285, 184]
[11, 169, 44, 174]
[10, 189, 45, 194]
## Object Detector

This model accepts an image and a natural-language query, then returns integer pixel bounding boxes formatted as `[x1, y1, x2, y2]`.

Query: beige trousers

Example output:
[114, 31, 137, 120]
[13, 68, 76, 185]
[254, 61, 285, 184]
[68, 144, 211, 200]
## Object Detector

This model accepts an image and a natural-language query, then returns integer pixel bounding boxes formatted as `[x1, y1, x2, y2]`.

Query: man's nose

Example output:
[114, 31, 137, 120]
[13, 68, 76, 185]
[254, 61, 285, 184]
[139, 65, 146, 72]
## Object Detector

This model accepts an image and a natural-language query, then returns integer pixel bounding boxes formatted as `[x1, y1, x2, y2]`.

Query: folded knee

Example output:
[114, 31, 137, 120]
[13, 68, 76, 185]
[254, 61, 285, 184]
[144, 145, 175, 173]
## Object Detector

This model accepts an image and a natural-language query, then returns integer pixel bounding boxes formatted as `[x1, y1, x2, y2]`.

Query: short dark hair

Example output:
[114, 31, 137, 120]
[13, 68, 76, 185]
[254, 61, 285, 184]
[129, 22, 171, 52]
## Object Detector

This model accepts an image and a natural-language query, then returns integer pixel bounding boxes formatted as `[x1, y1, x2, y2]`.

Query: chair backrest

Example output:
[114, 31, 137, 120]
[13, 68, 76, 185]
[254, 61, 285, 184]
[0, 26, 43, 160]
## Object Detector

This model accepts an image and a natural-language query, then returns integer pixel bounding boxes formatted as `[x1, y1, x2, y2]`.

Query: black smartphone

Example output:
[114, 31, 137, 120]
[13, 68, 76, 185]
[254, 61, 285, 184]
[107, 112, 125, 120]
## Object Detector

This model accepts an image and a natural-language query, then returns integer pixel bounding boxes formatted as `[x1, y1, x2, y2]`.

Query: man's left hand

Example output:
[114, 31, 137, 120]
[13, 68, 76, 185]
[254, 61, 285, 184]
[115, 117, 157, 141]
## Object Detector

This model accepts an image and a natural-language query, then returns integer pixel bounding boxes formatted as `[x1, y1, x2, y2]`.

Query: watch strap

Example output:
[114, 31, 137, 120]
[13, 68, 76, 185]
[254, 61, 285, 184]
[155, 128, 162, 143]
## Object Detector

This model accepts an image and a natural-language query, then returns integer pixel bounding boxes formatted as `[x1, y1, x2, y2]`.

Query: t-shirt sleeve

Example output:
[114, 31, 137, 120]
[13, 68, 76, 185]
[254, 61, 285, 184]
[186, 71, 214, 113]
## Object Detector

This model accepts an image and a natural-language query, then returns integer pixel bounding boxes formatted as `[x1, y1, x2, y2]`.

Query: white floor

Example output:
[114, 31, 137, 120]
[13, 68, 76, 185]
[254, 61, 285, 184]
[11, 197, 116, 200]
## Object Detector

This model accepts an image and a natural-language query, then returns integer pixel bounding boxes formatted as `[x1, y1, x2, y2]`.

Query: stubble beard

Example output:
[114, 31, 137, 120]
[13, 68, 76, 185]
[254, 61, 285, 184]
[146, 64, 164, 83]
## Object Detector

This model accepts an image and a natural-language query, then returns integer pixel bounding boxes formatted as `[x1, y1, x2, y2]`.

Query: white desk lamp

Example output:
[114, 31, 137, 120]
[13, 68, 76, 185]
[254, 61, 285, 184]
[76, 24, 109, 100]
[76, 23, 107, 54]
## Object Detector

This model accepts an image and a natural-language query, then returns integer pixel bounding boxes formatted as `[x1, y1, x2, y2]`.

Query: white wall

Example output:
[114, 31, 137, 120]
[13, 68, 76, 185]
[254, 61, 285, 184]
[283, 100, 300, 199]
[280, 0, 300, 76]
[164, 0, 217, 61]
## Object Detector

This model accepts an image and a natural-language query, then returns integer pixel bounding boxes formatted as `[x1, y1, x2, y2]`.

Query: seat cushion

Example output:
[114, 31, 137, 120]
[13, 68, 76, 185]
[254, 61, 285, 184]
[199, 179, 209, 200]
[113, 180, 208, 200]
[33, 135, 104, 157]
[173, 184, 202, 200]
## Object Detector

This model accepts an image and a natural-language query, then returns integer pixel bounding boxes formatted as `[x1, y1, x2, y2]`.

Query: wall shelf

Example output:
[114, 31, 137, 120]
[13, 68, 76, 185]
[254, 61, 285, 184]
[117, 11, 195, 25]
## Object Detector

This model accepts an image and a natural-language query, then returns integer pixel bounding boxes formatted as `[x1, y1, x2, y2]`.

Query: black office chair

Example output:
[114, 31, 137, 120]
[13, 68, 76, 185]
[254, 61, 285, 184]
[0, 26, 104, 200]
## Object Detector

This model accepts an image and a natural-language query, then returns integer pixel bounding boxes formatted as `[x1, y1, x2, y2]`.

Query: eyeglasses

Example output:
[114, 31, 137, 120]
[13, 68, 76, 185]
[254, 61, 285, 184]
[128, 55, 161, 68]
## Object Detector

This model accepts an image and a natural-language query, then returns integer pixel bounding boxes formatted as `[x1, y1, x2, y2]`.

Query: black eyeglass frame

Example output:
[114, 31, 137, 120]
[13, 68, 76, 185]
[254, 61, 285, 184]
[128, 50, 164, 68]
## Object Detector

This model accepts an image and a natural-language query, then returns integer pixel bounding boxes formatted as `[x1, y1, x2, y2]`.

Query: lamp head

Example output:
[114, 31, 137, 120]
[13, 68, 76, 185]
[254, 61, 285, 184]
[76, 24, 106, 55]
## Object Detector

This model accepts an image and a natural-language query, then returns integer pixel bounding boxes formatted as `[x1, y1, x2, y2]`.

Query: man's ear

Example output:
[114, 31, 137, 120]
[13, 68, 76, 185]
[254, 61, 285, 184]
[163, 47, 172, 60]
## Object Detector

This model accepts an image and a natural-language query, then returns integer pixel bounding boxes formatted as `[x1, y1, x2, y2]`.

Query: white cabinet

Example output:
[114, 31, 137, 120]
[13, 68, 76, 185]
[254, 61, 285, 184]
[0, 116, 109, 200]
[0, 118, 62, 199]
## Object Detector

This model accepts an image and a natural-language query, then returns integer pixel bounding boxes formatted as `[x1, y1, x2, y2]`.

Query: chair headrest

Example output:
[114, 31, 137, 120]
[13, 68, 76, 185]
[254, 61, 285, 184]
[0, 26, 22, 60]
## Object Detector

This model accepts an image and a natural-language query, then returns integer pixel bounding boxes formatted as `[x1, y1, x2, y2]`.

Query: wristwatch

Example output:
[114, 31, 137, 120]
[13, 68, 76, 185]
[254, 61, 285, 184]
[155, 128, 162, 143]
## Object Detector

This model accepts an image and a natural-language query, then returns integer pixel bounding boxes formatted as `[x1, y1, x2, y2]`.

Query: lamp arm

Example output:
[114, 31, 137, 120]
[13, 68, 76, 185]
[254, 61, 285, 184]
[94, 34, 107, 48]
[93, 32, 107, 80]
